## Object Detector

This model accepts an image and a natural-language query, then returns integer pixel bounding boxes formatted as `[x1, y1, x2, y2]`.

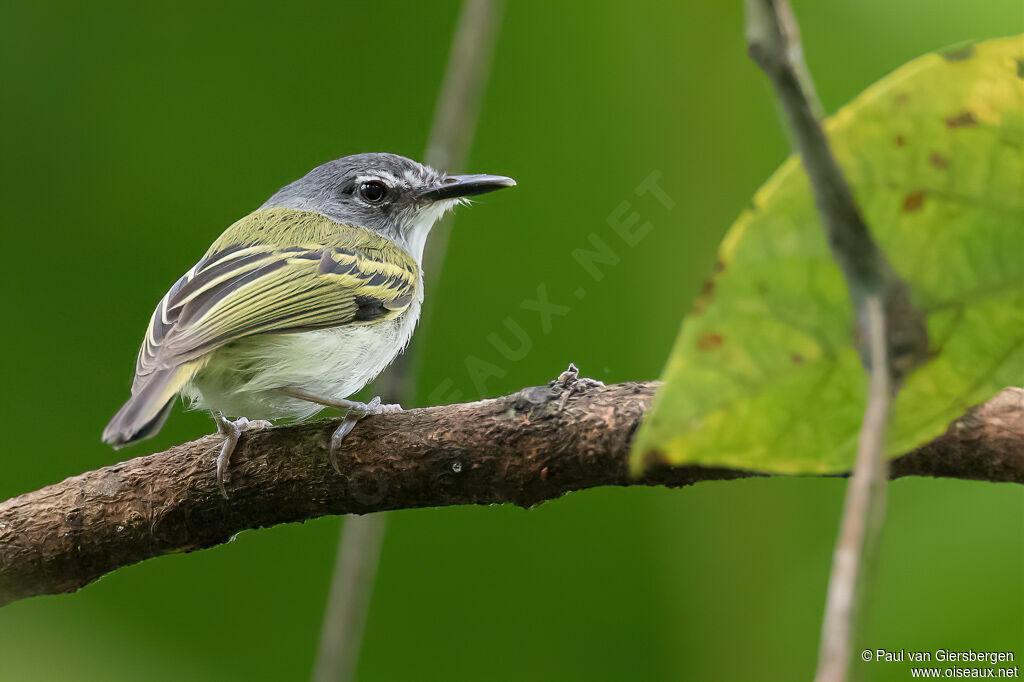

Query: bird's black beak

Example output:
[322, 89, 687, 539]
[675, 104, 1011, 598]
[419, 173, 516, 201]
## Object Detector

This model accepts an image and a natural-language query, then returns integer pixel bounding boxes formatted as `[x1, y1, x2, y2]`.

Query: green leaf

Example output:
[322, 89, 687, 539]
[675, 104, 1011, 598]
[632, 35, 1024, 475]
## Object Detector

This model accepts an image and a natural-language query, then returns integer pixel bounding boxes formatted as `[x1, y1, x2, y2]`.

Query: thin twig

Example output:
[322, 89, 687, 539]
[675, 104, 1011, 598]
[423, 0, 504, 173]
[381, 0, 505, 401]
[744, 0, 927, 379]
[815, 298, 890, 682]
[313, 2, 504, 680]
[312, 513, 387, 682]
[743, 1, 929, 679]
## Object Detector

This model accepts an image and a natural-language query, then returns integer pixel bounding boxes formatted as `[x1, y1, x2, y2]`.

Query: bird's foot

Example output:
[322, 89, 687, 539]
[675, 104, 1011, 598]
[329, 397, 402, 473]
[213, 414, 271, 498]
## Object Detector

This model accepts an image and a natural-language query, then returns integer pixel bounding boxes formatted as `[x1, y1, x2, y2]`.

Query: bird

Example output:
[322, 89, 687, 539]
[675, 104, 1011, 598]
[102, 152, 516, 496]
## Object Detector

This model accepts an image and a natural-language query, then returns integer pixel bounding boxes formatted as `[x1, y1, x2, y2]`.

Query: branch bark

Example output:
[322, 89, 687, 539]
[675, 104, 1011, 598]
[0, 379, 1022, 607]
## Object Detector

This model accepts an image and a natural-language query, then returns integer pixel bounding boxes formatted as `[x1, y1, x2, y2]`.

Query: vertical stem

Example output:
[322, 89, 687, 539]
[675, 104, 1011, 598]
[743, 2, 922, 679]
[311, 2, 504, 681]
[385, 0, 505, 402]
[424, 0, 504, 173]
[815, 297, 891, 682]
[312, 514, 387, 682]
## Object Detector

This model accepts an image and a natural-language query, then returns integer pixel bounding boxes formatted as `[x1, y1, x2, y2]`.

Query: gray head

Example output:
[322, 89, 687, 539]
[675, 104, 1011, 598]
[261, 152, 515, 263]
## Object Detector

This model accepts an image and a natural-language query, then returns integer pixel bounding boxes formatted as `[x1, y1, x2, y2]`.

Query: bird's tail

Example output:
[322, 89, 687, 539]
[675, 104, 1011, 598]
[102, 365, 194, 448]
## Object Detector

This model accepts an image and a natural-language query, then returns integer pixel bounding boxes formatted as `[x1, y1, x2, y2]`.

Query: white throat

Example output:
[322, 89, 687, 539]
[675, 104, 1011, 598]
[399, 199, 458, 266]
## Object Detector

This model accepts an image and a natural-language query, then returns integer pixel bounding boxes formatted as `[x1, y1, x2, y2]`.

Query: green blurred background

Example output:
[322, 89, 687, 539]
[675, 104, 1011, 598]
[1, 2, 1021, 680]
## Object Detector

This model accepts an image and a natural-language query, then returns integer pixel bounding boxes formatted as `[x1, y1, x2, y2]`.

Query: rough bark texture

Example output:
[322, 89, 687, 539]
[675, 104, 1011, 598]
[1, 381, 1021, 606]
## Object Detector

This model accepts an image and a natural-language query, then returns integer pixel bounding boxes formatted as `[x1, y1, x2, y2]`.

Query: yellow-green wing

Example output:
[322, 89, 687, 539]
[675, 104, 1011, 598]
[133, 209, 418, 385]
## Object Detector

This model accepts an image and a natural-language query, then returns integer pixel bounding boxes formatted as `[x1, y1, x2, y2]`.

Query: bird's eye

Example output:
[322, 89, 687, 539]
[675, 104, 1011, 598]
[359, 180, 388, 203]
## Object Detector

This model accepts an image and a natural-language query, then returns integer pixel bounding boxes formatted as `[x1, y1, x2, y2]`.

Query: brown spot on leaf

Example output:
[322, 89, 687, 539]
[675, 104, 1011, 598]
[692, 278, 716, 316]
[697, 333, 723, 350]
[1017, 58, 1024, 79]
[902, 190, 927, 212]
[940, 43, 975, 61]
[945, 110, 977, 129]
[714, 260, 726, 274]
[894, 134, 906, 147]
[929, 152, 948, 169]
[791, 353, 805, 365]
[894, 93, 909, 106]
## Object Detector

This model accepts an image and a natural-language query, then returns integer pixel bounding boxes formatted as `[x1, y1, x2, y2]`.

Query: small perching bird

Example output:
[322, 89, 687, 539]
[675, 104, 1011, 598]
[103, 153, 515, 496]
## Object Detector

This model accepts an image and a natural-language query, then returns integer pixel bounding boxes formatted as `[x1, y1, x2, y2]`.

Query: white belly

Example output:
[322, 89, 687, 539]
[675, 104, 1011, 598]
[184, 297, 421, 421]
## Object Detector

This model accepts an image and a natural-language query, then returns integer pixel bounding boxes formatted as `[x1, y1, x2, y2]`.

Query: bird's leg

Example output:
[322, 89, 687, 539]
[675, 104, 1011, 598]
[279, 388, 402, 473]
[212, 412, 271, 498]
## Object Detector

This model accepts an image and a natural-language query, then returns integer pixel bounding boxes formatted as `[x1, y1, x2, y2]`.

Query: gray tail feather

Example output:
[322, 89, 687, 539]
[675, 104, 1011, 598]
[102, 368, 182, 448]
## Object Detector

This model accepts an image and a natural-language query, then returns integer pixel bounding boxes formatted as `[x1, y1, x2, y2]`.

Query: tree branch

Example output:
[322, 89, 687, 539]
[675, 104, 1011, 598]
[0, 379, 1021, 607]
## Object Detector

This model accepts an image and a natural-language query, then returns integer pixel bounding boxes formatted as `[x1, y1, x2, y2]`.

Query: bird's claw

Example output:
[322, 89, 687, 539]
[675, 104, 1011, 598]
[213, 415, 270, 499]
[328, 397, 403, 473]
